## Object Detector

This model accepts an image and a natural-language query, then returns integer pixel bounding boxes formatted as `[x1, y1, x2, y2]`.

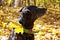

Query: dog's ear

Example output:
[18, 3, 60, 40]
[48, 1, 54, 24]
[20, 7, 24, 12]
[19, 7, 30, 13]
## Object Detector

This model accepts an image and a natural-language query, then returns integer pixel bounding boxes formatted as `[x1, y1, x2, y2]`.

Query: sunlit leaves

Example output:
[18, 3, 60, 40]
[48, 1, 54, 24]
[7, 0, 12, 6]
[0, 0, 59, 39]
[8, 22, 23, 34]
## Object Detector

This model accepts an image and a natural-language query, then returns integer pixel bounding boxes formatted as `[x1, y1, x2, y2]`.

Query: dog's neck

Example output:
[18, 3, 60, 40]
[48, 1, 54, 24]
[23, 28, 32, 34]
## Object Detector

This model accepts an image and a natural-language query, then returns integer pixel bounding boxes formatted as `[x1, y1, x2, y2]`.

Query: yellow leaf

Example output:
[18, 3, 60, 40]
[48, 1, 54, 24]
[55, 37, 58, 40]
[8, 22, 23, 34]
[2, 22, 5, 28]
[7, 0, 12, 5]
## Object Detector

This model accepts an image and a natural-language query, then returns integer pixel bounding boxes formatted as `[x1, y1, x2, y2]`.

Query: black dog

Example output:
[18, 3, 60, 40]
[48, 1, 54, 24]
[9, 5, 47, 40]
[18, 5, 47, 40]
[19, 6, 47, 29]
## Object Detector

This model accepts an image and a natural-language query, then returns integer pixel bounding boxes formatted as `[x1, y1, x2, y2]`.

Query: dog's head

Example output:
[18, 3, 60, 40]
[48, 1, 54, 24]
[20, 6, 47, 20]
[19, 5, 47, 29]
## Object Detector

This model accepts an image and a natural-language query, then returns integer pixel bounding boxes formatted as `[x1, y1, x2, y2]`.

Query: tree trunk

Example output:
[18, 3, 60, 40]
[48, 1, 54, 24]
[34, 0, 36, 6]
[0, 0, 2, 6]
[0, 0, 6, 6]
[11, 0, 20, 7]
[25, 0, 26, 6]
[23, 0, 26, 6]
[21, 0, 23, 6]
[27, 0, 30, 5]
[18, 0, 22, 7]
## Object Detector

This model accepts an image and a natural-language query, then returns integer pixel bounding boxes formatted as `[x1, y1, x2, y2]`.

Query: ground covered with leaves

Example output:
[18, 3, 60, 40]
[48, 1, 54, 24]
[0, 6, 60, 40]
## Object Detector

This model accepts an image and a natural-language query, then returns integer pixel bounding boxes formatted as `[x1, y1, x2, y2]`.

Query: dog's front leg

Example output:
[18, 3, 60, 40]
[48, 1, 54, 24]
[9, 28, 17, 40]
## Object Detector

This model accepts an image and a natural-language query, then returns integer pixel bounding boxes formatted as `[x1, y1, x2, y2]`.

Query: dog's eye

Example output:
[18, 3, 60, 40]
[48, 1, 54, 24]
[22, 11, 31, 15]
[26, 11, 32, 16]
[22, 11, 32, 19]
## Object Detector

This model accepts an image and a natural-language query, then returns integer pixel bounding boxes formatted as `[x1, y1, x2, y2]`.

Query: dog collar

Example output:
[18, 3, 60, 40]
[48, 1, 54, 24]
[23, 28, 39, 34]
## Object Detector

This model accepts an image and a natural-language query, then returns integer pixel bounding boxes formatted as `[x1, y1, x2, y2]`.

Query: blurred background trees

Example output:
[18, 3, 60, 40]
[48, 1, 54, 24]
[0, 0, 59, 29]
[0, 0, 59, 30]
[0, 0, 59, 8]
[0, 0, 60, 40]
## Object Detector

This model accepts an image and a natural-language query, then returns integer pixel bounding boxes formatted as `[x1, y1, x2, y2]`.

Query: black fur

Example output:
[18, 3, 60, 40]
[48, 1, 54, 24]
[9, 5, 47, 40]
[19, 5, 47, 29]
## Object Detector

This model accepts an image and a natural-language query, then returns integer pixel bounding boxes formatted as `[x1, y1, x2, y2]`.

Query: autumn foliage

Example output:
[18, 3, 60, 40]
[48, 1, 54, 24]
[0, 0, 60, 40]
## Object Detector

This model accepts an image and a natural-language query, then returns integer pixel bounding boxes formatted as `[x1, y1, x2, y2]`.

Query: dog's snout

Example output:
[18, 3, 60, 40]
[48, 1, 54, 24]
[37, 8, 47, 13]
